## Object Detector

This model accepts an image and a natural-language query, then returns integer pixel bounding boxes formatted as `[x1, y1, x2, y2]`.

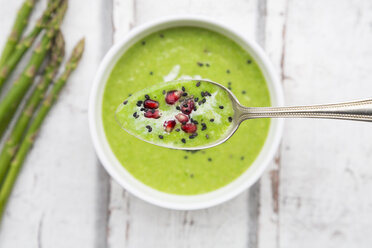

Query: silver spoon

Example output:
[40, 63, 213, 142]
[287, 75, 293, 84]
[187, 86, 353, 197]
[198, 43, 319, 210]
[116, 79, 372, 150]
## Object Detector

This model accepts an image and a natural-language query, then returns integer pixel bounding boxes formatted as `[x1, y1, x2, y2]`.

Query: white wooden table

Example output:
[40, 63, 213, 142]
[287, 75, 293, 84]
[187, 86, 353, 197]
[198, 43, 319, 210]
[1, 0, 372, 247]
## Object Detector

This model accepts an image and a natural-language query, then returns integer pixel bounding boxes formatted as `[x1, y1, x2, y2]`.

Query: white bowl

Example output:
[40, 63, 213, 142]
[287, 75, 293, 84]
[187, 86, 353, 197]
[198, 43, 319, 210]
[89, 16, 284, 210]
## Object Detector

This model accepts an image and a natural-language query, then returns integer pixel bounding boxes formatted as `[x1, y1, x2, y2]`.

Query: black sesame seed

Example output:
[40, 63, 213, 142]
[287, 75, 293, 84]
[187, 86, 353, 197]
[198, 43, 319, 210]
[123, 100, 128, 105]
[241, 156, 245, 160]
[208, 158, 212, 162]
[183, 104, 188, 108]
[196, 81, 201, 87]
[182, 92, 188, 96]
[206, 134, 209, 139]
[181, 138, 186, 143]
[158, 135, 163, 139]
[205, 91, 211, 96]
[193, 106, 197, 111]
[149, 71, 153, 75]
[145, 94, 150, 99]
[198, 101, 202, 106]
[194, 97, 199, 102]
[136, 100, 143, 107]
[210, 118, 214, 122]
[226, 69, 230, 74]
[182, 86, 186, 92]
[175, 128, 180, 132]
[201, 92, 205, 97]
[146, 125, 152, 132]
[176, 106, 181, 110]
[202, 98, 206, 104]
[142, 41, 146, 45]
[228, 116, 233, 122]
[162, 90, 166, 95]
[242, 90, 246, 94]
[219, 105, 224, 109]
[189, 132, 198, 139]
[197, 62, 204, 67]
[140, 107, 145, 111]
[247, 59, 252, 64]
[201, 123, 207, 131]
[206, 63, 210, 67]
[133, 112, 138, 118]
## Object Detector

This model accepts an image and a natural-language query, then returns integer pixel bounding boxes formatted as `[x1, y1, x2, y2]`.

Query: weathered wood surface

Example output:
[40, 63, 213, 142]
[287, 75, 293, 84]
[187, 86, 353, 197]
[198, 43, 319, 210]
[0, 0, 372, 247]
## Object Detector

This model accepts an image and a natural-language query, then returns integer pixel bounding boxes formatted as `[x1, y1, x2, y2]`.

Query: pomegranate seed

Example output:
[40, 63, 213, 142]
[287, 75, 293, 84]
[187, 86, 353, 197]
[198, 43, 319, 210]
[165, 90, 182, 105]
[164, 120, 176, 132]
[144, 109, 160, 119]
[181, 123, 197, 133]
[175, 113, 189, 124]
[144, 99, 159, 109]
[180, 99, 195, 115]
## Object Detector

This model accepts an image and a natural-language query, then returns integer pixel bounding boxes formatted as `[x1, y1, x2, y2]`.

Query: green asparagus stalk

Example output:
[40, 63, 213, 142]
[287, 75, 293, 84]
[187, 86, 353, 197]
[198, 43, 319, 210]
[0, 0, 63, 89]
[0, 0, 37, 67]
[0, 1, 68, 139]
[0, 38, 85, 220]
[0, 32, 65, 186]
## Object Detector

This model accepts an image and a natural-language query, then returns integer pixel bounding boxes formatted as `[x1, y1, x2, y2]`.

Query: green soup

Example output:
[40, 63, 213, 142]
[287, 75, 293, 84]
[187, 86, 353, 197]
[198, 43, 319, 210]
[115, 80, 235, 149]
[102, 27, 271, 195]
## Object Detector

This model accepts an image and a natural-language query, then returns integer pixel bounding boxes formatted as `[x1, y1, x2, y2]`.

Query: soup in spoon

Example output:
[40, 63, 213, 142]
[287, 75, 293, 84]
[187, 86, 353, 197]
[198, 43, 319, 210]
[115, 80, 235, 149]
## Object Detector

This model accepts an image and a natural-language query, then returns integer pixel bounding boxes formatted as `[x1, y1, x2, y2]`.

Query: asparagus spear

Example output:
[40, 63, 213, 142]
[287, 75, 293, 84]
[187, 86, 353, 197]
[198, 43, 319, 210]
[0, 0, 63, 89]
[0, 38, 85, 220]
[0, 32, 65, 186]
[0, 1, 68, 139]
[0, 0, 37, 67]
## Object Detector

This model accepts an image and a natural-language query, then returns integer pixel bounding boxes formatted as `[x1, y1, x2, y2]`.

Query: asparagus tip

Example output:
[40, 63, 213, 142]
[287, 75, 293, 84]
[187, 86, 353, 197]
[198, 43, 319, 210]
[62, 38, 85, 74]
[47, 0, 68, 30]
[50, 30, 65, 67]
[71, 38, 85, 61]
[54, 31, 65, 51]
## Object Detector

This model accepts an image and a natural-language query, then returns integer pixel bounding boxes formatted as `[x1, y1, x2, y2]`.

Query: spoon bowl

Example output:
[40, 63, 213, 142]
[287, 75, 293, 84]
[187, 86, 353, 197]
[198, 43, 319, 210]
[115, 79, 239, 150]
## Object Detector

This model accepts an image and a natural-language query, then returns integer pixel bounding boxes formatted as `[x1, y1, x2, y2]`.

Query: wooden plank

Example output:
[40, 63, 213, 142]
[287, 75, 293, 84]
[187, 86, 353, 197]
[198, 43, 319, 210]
[0, 0, 112, 247]
[257, 1, 288, 247]
[108, 0, 266, 247]
[107, 1, 135, 246]
[278, 0, 372, 247]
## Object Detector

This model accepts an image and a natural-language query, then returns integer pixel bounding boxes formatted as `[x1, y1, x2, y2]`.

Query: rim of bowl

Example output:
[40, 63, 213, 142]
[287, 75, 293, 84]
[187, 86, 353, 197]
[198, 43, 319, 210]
[89, 15, 284, 210]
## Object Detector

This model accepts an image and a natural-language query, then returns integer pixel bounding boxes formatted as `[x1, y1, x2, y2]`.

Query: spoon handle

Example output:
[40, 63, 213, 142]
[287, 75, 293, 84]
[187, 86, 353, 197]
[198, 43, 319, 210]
[238, 99, 372, 122]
